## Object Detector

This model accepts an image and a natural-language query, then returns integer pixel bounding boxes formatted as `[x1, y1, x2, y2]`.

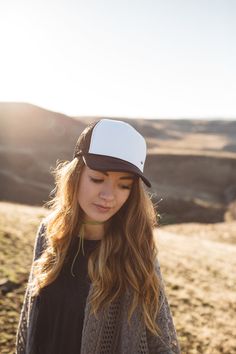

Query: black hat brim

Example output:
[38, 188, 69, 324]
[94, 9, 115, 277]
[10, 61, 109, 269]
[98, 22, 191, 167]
[82, 153, 151, 188]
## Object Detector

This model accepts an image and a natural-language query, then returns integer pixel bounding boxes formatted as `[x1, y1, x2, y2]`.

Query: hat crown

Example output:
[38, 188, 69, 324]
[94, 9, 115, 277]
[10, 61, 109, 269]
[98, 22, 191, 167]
[89, 119, 147, 172]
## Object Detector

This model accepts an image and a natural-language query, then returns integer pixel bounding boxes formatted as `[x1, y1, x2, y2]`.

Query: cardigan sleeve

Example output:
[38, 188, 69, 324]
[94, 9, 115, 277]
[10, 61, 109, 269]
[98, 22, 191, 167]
[15, 220, 47, 354]
[146, 258, 181, 354]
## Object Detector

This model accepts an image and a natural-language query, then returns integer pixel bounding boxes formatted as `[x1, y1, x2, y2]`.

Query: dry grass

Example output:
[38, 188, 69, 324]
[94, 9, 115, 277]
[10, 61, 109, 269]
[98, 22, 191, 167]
[0, 202, 49, 354]
[156, 224, 236, 353]
[162, 222, 236, 245]
[0, 201, 236, 353]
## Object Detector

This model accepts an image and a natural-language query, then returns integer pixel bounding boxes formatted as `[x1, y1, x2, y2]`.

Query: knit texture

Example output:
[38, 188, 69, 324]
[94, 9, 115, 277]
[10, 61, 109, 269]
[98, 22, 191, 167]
[16, 221, 181, 354]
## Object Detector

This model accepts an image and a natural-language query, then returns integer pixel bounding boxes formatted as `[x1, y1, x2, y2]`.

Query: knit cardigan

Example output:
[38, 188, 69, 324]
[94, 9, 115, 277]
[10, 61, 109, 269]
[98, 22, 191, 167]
[15, 220, 181, 354]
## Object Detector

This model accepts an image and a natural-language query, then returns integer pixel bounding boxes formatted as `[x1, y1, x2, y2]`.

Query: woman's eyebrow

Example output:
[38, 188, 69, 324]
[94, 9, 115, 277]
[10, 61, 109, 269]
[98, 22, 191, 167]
[98, 171, 134, 180]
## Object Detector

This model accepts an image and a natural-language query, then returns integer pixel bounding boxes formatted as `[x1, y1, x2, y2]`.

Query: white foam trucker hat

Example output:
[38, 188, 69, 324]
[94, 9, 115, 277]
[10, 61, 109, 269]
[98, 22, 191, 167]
[73, 119, 151, 187]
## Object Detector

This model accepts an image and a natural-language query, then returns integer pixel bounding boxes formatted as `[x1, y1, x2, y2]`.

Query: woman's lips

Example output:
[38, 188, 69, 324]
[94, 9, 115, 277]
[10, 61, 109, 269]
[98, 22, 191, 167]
[93, 203, 112, 213]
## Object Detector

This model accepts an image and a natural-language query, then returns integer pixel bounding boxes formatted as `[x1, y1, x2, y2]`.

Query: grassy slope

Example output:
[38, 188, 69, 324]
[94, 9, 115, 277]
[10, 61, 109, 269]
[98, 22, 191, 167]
[0, 201, 236, 353]
[0, 202, 49, 354]
[156, 227, 236, 353]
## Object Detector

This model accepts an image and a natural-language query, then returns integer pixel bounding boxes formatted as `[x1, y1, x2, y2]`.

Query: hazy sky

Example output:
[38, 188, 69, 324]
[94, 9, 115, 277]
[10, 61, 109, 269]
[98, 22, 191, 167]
[0, 0, 235, 119]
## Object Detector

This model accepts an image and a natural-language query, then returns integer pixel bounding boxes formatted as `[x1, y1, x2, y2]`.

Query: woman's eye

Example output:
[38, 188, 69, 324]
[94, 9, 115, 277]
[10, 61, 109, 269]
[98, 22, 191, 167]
[90, 177, 104, 183]
[120, 185, 132, 190]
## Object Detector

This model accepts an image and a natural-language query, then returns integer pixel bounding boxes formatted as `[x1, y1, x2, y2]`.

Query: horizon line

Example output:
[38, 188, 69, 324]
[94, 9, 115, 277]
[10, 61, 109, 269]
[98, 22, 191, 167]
[0, 101, 236, 121]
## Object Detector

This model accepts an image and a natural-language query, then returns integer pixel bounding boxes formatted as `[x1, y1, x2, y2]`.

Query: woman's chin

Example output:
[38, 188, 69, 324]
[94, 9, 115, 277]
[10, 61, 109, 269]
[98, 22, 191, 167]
[84, 213, 112, 224]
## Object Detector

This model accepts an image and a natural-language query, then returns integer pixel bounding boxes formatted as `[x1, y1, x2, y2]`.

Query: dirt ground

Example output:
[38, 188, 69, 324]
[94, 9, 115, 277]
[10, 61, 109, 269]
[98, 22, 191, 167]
[156, 223, 236, 354]
[0, 201, 236, 353]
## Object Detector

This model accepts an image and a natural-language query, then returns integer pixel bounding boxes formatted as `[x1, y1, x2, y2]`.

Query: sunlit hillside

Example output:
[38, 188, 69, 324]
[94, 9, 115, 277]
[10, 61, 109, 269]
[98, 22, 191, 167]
[1, 102, 236, 224]
[0, 201, 235, 353]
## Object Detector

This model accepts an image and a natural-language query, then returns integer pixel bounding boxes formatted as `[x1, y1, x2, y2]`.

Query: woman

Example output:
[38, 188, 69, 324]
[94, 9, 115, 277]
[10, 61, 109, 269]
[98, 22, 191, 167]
[16, 119, 180, 353]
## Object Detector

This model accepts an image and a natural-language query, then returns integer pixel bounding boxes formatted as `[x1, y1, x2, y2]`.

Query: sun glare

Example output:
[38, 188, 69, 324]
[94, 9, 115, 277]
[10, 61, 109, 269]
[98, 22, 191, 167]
[0, 0, 235, 119]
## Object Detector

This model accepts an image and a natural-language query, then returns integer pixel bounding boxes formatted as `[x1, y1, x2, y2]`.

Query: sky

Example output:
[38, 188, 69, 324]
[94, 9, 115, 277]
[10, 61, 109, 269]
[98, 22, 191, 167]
[0, 0, 235, 119]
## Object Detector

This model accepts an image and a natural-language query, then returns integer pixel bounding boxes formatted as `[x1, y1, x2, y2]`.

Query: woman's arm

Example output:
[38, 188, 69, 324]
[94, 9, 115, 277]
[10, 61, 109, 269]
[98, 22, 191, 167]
[15, 221, 47, 354]
[147, 259, 181, 354]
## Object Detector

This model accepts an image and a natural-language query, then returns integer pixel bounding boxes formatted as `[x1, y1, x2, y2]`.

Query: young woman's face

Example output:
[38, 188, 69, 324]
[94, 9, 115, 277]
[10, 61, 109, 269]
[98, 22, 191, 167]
[77, 166, 134, 222]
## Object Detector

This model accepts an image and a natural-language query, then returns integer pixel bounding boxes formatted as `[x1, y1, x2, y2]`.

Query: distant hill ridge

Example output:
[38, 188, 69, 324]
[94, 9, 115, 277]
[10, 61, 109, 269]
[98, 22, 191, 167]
[0, 102, 236, 223]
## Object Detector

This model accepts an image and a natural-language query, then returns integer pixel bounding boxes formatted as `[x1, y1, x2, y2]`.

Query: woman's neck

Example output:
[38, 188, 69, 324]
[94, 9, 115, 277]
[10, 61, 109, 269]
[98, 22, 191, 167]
[81, 221, 105, 240]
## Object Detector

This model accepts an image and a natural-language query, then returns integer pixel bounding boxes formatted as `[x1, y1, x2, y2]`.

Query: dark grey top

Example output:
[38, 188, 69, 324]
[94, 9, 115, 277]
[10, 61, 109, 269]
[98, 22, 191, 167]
[35, 236, 101, 354]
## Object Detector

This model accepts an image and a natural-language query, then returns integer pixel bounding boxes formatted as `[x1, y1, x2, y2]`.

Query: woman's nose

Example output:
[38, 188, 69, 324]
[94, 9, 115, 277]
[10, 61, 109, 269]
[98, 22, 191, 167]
[99, 184, 115, 201]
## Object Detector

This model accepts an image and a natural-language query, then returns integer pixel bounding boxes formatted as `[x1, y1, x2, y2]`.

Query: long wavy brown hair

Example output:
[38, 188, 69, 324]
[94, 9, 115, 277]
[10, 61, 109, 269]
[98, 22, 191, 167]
[31, 123, 161, 336]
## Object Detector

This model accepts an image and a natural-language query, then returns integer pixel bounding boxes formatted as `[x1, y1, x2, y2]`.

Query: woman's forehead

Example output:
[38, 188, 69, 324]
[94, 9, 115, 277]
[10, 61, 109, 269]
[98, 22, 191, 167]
[86, 166, 135, 179]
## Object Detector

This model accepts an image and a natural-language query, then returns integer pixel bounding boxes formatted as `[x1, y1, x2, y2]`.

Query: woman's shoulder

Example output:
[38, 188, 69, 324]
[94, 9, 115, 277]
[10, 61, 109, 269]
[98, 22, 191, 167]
[33, 212, 54, 260]
[36, 210, 58, 235]
[41, 210, 57, 227]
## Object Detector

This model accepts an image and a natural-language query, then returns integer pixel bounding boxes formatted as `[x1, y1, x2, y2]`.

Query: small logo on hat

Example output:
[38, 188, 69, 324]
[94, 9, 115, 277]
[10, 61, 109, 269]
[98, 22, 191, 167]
[141, 161, 143, 165]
